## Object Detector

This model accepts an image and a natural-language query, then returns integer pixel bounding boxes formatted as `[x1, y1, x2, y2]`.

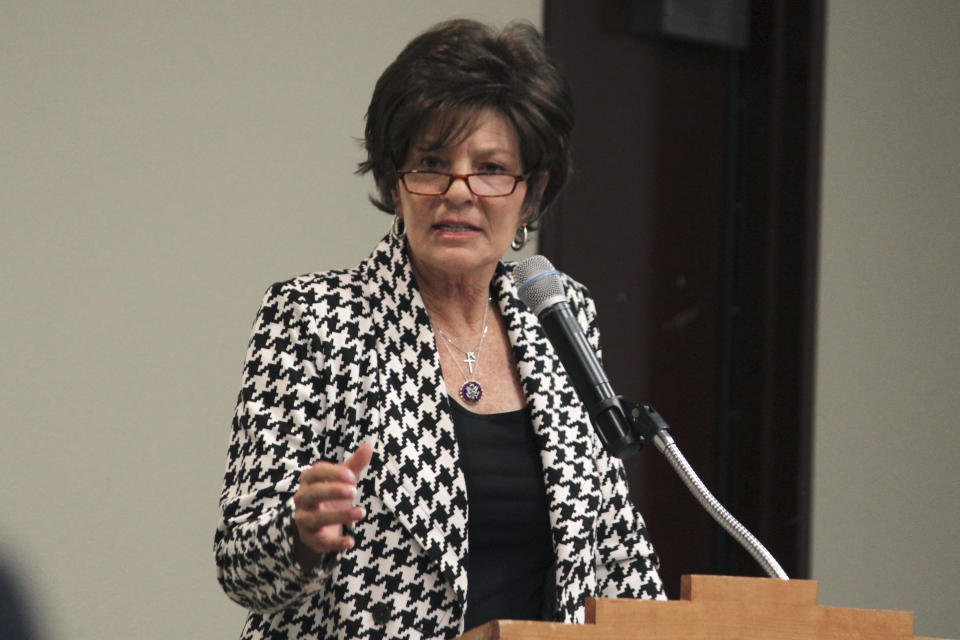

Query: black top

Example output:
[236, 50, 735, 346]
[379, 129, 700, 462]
[448, 398, 554, 631]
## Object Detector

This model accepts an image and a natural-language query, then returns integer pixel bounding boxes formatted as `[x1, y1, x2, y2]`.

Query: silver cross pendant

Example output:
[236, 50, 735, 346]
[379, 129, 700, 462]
[463, 351, 477, 374]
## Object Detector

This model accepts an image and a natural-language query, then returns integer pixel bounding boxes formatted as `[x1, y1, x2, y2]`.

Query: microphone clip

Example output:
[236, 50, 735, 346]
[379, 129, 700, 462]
[597, 397, 672, 459]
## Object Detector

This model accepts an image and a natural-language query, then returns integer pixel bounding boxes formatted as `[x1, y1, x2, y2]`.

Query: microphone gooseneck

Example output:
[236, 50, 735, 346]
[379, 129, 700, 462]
[512, 255, 788, 580]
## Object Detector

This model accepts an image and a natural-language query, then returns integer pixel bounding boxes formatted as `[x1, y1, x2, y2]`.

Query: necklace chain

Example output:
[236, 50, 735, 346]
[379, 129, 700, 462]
[431, 299, 490, 404]
[439, 325, 488, 379]
[435, 300, 489, 377]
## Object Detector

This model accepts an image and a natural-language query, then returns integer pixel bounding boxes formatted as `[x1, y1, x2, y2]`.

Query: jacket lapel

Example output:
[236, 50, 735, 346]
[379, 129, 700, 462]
[492, 265, 602, 617]
[360, 235, 469, 610]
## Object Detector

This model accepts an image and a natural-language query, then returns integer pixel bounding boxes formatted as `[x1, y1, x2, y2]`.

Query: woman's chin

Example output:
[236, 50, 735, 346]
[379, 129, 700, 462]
[410, 243, 503, 281]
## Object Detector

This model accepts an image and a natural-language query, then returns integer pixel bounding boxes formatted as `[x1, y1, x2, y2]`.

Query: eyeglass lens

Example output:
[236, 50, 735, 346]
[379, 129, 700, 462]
[404, 172, 518, 196]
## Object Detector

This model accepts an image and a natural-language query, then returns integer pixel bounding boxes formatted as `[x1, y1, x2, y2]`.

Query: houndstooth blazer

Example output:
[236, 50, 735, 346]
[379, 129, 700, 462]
[214, 234, 664, 639]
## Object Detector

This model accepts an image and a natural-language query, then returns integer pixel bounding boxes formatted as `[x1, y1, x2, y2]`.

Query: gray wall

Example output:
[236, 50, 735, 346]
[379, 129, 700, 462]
[0, 2, 540, 638]
[3, 1, 958, 639]
[812, 2, 960, 637]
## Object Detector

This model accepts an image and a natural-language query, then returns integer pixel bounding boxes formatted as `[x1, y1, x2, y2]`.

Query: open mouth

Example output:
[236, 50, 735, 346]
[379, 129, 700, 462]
[433, 223, 480, 231]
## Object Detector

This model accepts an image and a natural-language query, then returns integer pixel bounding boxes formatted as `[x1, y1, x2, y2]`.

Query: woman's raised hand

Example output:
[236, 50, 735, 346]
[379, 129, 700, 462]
[293, 442, 373, 570]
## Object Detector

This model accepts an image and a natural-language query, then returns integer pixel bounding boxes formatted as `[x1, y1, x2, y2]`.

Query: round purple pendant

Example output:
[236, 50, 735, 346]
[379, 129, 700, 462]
[459, 380, 483, 404]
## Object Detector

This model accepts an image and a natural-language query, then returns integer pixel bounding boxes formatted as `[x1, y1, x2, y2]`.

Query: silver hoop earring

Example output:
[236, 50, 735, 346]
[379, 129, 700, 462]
[391, 214, 406, 240]
[510, 226, 528, 251]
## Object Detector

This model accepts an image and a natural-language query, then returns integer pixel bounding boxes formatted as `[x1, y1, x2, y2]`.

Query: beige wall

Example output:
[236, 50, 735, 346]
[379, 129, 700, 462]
[0, 2, 540, 638]
[5, 1, 959, 638]
[813, 1, 960, 637]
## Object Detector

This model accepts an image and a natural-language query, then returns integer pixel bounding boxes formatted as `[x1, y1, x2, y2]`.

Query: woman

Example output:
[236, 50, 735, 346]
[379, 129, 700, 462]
[215, 19, 664, 639]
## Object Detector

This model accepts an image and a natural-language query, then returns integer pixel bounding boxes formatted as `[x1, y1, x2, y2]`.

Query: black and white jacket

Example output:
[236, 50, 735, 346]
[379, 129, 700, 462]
[214, 234, 664, 639]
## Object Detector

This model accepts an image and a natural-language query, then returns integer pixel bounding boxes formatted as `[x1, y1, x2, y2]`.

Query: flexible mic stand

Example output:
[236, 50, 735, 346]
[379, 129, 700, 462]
[615, 399, 788, 580]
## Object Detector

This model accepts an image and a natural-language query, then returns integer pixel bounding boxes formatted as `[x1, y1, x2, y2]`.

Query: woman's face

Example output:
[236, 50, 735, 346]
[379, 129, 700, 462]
[394, 109, 529, 283]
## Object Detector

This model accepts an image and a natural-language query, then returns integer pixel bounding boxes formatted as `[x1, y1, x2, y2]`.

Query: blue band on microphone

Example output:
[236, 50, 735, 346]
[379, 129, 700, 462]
[517, 269, 561, 295]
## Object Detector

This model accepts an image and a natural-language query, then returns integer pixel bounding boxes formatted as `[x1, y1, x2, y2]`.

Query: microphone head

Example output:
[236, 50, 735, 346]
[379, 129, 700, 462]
[513, 255, 567, 315]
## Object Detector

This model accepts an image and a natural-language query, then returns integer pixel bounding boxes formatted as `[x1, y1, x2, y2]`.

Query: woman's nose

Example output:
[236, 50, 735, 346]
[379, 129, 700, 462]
[444, 174, 476, 200]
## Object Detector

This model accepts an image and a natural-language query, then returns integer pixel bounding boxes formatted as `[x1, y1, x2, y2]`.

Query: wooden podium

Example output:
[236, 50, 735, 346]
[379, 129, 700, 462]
[456, 574, 954, 639]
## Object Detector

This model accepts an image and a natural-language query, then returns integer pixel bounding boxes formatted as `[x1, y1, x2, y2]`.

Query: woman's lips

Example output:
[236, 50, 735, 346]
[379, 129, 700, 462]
[434, 223, 478, 230]
[432, 224, 481, 242]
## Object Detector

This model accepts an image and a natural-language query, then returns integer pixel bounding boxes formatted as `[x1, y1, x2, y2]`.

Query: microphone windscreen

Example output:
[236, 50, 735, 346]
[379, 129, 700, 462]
[513, 255, 566, 315]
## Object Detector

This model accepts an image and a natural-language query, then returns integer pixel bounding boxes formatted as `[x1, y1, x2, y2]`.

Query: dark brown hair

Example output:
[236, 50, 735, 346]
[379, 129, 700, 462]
[357, 19, 574, 228]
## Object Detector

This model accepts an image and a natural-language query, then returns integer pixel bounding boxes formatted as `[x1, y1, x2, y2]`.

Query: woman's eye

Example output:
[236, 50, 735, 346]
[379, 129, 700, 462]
[478, 163, 508, 174]
[418, 156, 445, 170]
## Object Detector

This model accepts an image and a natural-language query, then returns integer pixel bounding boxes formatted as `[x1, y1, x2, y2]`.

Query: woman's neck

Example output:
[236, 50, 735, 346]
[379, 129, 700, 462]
[412, 259, 494, 338]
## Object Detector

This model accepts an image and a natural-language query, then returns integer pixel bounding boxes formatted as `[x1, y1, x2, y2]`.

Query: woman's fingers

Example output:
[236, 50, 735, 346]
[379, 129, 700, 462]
[296, 525, 358, 553]
[298, 442, 372, 488]
[295, 501, 365, 532]
[293, 442, 374, 555]
[299, 461, 357, 485]
[293, 481, 356, 510]
[294, 501, 363, 554]
[344, 441, 374, 478]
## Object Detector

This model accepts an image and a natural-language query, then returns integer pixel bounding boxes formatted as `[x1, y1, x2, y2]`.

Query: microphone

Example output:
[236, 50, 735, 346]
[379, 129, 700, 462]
[513, 255, 643, 458]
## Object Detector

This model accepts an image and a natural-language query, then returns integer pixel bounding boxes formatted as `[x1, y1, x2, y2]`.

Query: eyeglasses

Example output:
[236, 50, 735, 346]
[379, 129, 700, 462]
[397, 170, 527, 197]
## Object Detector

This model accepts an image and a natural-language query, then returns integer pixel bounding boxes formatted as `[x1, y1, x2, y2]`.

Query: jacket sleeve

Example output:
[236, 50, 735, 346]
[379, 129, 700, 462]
[568, 280, 667, 600]
[213, 282, 336, 612]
